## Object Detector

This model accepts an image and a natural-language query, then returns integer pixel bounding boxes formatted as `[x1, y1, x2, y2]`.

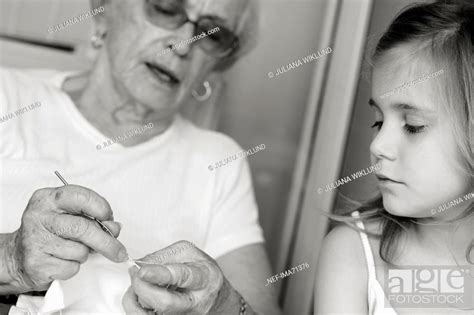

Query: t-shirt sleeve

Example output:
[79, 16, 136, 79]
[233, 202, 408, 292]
[203, 147, 265, 259]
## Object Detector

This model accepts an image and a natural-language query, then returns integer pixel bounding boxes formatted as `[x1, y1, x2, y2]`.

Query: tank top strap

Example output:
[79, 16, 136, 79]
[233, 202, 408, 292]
[351, 211, 377, 280]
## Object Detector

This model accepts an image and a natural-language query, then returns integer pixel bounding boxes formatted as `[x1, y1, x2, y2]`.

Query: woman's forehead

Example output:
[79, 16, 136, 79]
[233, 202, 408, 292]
[121, 0, 250, 27]
[188, 0, 249, 26]
[189, 0, 249, 12]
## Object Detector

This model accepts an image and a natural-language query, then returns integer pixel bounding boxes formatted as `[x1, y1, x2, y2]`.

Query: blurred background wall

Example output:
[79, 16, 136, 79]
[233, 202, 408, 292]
[217, 0, 330, 268]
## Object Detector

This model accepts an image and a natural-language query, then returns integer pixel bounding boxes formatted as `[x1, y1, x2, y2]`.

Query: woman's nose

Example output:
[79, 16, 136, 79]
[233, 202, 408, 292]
[369, 124, 397, 161]
[166, 23, 195, 57]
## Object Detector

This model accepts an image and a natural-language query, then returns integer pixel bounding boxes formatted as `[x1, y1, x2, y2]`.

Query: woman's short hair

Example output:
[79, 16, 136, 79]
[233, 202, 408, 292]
[214, 0, 260, 72]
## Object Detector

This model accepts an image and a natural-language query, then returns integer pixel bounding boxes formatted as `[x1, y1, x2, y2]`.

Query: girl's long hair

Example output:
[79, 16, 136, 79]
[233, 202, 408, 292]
[330, 0, 474, 265]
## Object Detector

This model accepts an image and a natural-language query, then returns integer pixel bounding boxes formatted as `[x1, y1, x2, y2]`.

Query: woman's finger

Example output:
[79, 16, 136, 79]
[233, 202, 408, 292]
[138, 263, 209, 290]
[130, 267, 194, 312]
[40, 258, 81, 281]
[122, 286, 153, 315]
[137, 241, 199, 264]
[52, 185, 113, 220]
[49, 213, 127, 263]
[44, 237, 89, 263]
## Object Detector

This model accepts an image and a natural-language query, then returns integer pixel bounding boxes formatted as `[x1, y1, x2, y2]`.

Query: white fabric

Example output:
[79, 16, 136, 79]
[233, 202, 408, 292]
[9, 255, 133, 314]
[0, 67, 264, 313]
[351, 211, 397, 315]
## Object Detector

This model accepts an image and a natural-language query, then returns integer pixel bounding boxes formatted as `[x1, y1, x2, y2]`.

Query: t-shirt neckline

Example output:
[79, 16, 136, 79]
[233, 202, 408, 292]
[52, 71, 181, 152]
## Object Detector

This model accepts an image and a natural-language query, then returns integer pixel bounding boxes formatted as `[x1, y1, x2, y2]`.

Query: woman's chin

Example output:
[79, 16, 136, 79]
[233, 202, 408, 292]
[123, 67, 181, 100]
[128, 88, 181, 112]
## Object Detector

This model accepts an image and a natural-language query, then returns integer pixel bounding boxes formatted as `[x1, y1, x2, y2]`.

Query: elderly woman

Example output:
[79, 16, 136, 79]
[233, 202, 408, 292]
[0, 0, 280, 313]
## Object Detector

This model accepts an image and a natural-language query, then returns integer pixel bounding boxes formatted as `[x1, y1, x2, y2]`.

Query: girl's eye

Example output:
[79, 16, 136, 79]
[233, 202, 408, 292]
[371, 121, 383, 130]
[404, 124, 426, 134]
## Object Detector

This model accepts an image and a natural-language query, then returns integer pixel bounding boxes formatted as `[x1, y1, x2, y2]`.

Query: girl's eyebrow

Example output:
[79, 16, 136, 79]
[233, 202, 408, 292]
[369, 98, 436, 114]
[368, 98, 380, 109]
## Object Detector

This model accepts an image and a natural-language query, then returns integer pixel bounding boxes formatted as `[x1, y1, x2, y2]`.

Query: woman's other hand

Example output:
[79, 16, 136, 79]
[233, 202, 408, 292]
[122, 241, 246, 314]
[1, 185, 127, 293]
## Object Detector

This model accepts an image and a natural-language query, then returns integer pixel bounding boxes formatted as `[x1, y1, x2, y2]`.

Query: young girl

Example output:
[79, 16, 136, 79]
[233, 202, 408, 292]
[315, 1, 473, 314]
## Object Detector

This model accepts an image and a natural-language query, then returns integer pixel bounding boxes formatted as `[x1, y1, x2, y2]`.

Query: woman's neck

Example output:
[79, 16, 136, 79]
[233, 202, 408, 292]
[62, 59, 174, 146]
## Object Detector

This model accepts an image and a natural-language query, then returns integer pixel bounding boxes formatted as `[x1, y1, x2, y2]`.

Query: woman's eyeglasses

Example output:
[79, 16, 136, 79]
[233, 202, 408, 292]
[145, 0, 240, 57]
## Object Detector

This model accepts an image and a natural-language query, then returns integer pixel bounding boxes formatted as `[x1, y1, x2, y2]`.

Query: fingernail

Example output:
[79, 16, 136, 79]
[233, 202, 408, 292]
[118, 248, 128, 262]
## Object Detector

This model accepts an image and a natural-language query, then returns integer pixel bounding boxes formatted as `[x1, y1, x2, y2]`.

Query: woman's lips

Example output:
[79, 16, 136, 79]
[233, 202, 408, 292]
[145, 62, 180, 87]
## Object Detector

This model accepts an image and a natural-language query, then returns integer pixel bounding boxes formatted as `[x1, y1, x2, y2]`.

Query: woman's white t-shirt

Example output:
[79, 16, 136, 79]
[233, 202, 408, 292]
[0, 67, 264, 260]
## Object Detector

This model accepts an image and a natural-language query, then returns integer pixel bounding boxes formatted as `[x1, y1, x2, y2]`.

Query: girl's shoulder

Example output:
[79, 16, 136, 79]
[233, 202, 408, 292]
[315, 224, 370, 313]
[318, 217, 386, 278]
[320, 217, 384, 265]
[351, 215, 386, 265]
[320, 223, 368, 267]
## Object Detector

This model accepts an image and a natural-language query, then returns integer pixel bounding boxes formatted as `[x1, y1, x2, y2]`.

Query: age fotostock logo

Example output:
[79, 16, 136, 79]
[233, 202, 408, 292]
[384, 266, 473, 309]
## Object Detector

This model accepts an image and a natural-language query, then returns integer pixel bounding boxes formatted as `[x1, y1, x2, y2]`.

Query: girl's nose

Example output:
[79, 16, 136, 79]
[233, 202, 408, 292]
[369, 125, 397, 162]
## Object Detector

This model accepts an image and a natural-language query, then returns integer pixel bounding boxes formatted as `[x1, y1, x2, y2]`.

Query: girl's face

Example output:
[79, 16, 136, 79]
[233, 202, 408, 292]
[370, 54, 471, 218]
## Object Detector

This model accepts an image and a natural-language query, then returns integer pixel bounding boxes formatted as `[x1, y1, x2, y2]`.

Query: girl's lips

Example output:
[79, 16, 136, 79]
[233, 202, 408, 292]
[375, 174, 402, 184]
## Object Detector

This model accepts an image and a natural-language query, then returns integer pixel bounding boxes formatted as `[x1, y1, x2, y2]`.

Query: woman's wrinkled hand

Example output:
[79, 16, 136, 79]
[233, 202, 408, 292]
[122, 241, 234, 314]
[5, 185, 127, 293]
